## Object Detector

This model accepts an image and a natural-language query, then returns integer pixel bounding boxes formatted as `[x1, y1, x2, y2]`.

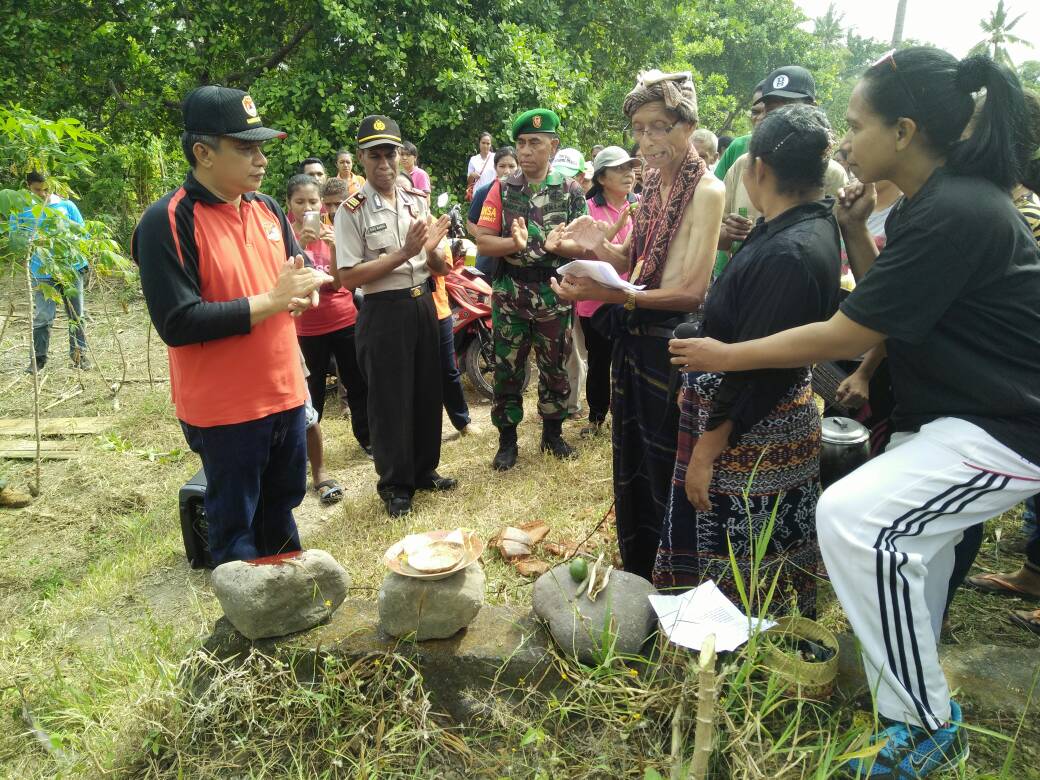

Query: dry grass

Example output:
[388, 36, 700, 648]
[0, 275, 1038, 778]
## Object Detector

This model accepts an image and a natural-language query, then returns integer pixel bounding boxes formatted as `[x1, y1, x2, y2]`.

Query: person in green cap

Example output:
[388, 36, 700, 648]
[475, 108, 590, 471]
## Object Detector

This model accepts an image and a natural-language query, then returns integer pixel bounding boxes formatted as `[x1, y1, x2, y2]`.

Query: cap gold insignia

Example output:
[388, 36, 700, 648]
[532, 115, 543, 129]
[242, 95, 258, 117]
[373, 119, 386, 131]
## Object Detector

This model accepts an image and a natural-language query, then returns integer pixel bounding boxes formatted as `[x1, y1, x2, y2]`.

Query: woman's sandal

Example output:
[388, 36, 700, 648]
[965, 572, 1040, 601]
[315, 479, 344, 505]
[1009, 609, 1040, 636]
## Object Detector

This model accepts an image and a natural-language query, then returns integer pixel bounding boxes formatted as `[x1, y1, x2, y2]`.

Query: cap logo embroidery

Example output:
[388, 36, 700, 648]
[532, 115, 543, 128]
[773, 75, 790, 89]
[373, 119, 386, 131]
[242, 95, 258, 117]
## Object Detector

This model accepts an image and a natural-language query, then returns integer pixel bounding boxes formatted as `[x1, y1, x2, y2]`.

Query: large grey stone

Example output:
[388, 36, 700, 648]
[532, 563, 657, 664]
[378, 563, 485, 640]
[211, 549, 350, 640]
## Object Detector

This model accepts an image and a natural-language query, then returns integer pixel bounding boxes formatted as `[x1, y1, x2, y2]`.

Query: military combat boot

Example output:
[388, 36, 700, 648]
[492, 426, 519, 471]
[540, 418, 577, 460]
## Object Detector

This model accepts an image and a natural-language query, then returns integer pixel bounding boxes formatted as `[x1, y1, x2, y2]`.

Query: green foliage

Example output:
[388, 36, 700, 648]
[1, 0, 910, 214]
[1020, 60, 1040, 90]
[0, 106, 134, 317]
[971, 0, 1034, 68]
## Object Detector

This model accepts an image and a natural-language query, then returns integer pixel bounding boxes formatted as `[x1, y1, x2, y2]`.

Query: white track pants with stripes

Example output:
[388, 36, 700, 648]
[817, 417, 1040, 730]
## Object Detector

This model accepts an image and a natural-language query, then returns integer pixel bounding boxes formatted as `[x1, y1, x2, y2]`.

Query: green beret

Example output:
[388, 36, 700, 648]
[510, 108, 561, 141]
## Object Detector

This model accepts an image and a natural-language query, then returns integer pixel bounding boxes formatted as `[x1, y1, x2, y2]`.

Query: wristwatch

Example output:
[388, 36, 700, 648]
[624, 291, 637, 311]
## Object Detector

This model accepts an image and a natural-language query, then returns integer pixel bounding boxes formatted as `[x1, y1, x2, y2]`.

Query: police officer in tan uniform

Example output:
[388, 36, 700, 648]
[335, 115, 454, 517]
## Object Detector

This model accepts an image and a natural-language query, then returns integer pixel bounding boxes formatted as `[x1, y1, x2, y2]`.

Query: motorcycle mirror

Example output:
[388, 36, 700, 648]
[436, 192, 450, 209]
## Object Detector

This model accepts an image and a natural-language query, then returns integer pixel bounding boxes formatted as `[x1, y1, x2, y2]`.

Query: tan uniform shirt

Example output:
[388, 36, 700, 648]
[723, 154, 849, 221]
[335, 182, 431, 296]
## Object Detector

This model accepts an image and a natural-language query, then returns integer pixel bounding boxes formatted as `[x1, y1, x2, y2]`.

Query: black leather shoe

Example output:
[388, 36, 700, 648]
[492, 443, 518, 471]
[385, 495, 412, 517]
[541, 435, 577, 460]
[416, 473, 458, 491]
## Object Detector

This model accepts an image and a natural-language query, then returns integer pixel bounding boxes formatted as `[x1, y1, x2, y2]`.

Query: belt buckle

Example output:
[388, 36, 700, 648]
[410, 285, 422, 298]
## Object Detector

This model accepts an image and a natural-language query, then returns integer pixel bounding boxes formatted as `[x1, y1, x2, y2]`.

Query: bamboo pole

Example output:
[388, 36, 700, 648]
[690, 634, 717, 780]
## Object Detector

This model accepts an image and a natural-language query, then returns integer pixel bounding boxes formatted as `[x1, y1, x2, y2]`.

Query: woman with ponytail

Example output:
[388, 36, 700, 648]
[670, 48, 1040, 777]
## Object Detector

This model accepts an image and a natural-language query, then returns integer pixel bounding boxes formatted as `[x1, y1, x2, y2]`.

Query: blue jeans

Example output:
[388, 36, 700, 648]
[439, 315, 470, 430]
[180, 406, 306, 565]
[32, 270, 87, 363]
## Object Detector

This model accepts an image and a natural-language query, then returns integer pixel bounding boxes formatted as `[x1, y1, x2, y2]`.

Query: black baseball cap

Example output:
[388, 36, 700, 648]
[756, 66, 816, 103]
[357, 115, 404, 150]
[182, 85, 286, 141]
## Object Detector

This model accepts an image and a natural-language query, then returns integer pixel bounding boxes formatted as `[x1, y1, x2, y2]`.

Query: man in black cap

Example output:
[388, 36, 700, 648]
[335, 115, 454, 517]
[718, 66, 848, 255]
[133, 85, 333, 566]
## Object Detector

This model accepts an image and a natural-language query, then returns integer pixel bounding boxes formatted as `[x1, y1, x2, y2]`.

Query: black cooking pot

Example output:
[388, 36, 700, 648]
[820, 416, 870, 489]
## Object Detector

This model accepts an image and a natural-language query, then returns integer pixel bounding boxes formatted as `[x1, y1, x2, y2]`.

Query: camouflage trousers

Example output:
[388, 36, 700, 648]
[491, 275, 573, 429]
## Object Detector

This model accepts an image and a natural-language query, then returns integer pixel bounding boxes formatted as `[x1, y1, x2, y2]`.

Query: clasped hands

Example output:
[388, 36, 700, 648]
[275, 255, 335, 317]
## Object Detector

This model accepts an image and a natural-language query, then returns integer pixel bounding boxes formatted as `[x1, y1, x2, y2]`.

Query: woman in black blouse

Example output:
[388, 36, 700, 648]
[653, 104, 841, 618]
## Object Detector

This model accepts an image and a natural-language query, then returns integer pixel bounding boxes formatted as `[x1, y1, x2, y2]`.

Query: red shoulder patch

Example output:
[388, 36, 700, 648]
[344, 193, 366, 212]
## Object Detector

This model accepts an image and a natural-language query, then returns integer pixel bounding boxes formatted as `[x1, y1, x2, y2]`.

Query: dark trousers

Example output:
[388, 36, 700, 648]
[180, 406, 306, 566]
[439, 315, 471, 430]
[580, 314, 613, 424]
[298, 324, 370, 446]
[356, 292, 442, 499]
[612, 335, 680, 580]
[32, 270, 87, 363]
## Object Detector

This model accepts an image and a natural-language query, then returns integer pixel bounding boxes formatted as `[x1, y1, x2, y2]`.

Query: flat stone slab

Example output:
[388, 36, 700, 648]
[203, 598, 560, 721]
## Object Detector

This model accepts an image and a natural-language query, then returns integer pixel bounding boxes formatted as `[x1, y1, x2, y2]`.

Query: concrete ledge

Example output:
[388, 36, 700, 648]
[202, 599, 562, 721]
[202, 600, 1039, 722]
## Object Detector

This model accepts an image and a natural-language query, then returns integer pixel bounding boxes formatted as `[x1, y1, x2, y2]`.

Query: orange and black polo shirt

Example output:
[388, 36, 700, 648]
[132, 172, 306, 427]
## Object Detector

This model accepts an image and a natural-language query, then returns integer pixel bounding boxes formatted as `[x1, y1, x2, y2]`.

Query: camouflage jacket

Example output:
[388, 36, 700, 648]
[499, 170, 588, 269]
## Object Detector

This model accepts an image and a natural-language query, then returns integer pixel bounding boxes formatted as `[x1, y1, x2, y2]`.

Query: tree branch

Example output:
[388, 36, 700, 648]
[222, 22, 315, 88]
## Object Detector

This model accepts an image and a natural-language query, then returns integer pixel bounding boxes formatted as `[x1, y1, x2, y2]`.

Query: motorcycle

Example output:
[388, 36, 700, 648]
[442, 203, 530, 399]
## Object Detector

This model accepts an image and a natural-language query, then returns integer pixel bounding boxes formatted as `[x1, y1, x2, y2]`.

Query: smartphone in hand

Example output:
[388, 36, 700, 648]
[302, 211, 322, 234]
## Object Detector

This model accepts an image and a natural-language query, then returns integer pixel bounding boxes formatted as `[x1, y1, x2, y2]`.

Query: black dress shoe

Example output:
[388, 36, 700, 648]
[385, 495, 412, 517]
[416, 473, 458, 491]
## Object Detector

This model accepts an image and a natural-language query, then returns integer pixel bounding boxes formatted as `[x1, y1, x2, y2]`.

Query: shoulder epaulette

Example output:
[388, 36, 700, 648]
[403, 186, 427, 198]
[345, 193, 366, 212]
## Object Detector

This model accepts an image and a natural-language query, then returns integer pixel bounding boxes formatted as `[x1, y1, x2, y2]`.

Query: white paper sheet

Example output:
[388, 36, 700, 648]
[556, 259, 646, 293]
[648, 580, 776, 653]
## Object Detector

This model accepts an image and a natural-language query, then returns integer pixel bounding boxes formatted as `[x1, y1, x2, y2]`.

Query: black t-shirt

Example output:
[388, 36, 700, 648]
[704, 199, 842, 442]
[841, 167, 1040, 465]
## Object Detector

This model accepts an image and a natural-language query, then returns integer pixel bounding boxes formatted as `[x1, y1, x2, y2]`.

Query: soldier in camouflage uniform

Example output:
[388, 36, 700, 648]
[475, 108, 589, 471]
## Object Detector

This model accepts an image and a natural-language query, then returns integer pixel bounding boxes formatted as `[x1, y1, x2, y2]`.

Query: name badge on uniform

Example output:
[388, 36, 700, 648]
[366, 223, 388, 235]
[503, 187, 531, 219]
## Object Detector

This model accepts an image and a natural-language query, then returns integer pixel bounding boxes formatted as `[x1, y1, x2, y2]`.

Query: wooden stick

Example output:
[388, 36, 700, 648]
[669, 695, 686, 780]
[25, 257, 42, 494]
[42, 388, 83, 412]
[690, 634, 717, 780]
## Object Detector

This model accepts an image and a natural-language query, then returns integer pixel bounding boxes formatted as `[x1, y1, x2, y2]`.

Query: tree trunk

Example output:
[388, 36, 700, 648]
[891, 0, 907, 46]
[25, 257, 41, 496]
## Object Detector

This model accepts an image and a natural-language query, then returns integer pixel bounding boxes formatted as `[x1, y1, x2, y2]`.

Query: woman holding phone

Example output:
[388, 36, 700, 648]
[286, 174, 371, 502]
[670, 48, 1040, 776]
